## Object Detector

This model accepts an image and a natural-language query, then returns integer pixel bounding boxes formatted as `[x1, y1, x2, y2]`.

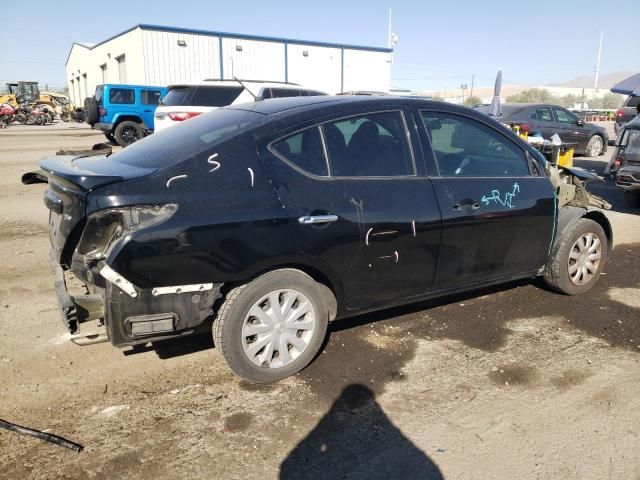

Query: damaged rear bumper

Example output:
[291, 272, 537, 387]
[615, 166, 640, 191]
[49, 249, 223, 347]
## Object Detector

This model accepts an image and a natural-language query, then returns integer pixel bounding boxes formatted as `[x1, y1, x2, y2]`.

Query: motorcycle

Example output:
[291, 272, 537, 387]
[0, 103, 15, 128]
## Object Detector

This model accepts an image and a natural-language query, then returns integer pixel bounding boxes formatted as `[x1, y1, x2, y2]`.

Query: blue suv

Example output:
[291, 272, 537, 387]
[85, 84, 167, 146]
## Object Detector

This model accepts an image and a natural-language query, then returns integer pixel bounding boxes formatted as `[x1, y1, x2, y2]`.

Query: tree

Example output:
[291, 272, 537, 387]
[506, 88, 555, 104]
[464, 96, 482, 106]
[591, 93, 625, 109]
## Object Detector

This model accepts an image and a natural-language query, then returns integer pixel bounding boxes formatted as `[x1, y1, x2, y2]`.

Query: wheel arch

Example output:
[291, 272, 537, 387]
[583, 209, 613, 253]
[224, 260, 342, 322]
[554, 206, 613, 254]
[112, 114, 148, 130]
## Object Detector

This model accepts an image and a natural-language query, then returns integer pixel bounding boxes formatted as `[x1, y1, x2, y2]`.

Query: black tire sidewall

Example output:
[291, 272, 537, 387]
[218, 270, 328, 383]
[84, 97, 98, 125]
[114, 121, 143, 147]
[551, 219, 608, 295]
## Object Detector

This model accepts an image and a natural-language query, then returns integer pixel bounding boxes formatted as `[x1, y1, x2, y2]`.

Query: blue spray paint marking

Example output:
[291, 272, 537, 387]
[481, 182, 520, 208]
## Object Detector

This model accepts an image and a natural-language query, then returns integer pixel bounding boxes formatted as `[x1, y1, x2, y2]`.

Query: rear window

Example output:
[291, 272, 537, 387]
[191, 86, 244, 107]
[109, 88, 134, 104]
[162, 87, 194, 107]
[626, 96, 640, 108]
[111, 108, 267, 169]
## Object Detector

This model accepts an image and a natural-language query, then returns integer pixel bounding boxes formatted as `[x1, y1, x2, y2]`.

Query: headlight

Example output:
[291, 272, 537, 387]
[76, 204, 177, 261]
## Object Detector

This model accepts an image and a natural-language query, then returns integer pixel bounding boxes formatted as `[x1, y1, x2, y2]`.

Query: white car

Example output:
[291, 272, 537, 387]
[154, 80, 326, 132]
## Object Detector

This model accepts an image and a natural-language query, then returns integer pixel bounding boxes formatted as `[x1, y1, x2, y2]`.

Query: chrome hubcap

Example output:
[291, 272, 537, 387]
[568, 232, 602, 285]
[588, 137, 602, 156]
[242, 289, 316, 369]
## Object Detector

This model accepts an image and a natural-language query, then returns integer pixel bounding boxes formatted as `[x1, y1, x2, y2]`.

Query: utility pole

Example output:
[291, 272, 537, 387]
[388, 8, 392, 48]
[460, 83, 468, 104]
[470, 74, 475, 100]
[592, 31, 603, 103]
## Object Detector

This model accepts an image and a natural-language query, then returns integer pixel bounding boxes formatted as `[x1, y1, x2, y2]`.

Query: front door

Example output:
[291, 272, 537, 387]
[419, 109, 556, 290]
[259, 110, 442, 310]
[551, 106, 588, 147]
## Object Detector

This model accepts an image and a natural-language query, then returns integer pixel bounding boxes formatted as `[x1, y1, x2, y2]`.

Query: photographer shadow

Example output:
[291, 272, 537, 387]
[280, 384, 444, 480]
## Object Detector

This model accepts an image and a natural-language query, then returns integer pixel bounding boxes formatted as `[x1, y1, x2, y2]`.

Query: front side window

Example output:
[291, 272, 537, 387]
[553, 107, 577, 124]
[533, 107, 553, 122]
[109, 88, 134, 104]
[270, 127, 328, 176]
[422, 111, 530, 177]
[323, 111, 414, 177]
[141, 90, 162, 105]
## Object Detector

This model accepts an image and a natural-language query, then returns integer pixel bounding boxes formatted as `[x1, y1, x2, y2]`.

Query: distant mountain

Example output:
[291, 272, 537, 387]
[548, 70, 638, 89]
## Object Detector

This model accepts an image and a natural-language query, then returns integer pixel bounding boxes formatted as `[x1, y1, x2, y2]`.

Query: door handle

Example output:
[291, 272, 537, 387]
[298, 214, 339, 225]
[452, 201, 481, 211]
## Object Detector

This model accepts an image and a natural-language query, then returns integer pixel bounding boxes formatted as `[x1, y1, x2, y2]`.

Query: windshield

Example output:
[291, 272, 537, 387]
[111, 108, 268, 169]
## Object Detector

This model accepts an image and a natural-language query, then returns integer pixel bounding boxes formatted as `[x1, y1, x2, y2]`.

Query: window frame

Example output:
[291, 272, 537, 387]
[108, 87, 135, 105]
[267, 109, 417, 181]
[552, 106, 578, 125]
[419, 108, 533, 179]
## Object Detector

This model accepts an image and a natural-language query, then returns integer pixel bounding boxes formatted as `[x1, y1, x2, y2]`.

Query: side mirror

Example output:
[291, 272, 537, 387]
[576, 119, 584, 126]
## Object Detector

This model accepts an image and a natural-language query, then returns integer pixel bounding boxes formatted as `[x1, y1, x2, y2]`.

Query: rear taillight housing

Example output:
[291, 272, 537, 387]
[614, 157, 622, 168]
[99, 107, 107, 117]
[616, 108, 625, 118]
[168, 112, 201, 122]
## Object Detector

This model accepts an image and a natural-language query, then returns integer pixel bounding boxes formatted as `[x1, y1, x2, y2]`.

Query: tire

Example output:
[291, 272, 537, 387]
[114, 121, 144, 147]
[543, 218, 607, 295]
[104, 132, 117, 144]
[15, 113, 26, 124]
[213, 269, 329, 383]
[585, 135, 604, 157]
[84, 97, 99, 125]
[60, 112, 70, 122]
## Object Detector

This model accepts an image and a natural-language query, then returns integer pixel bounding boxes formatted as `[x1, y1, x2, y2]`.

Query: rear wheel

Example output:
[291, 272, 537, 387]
[114, 121, 143, 147]
[213, 269, 329, 383]
[543, 218, 607, 295]
[585, 135, 604, 157]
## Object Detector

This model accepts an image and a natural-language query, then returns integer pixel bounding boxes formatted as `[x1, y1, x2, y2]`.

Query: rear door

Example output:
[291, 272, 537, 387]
[259, 109, 442, 309]
[418, 109, 555, 290]
[140, 89, 163, 129]
[530, 106, 559, 139]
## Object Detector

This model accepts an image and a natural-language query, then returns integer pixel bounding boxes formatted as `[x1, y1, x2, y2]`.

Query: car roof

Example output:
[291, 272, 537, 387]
[99, 83, 166, 89]
[226, 95, 450, 116]
[167, 80, 303, 89]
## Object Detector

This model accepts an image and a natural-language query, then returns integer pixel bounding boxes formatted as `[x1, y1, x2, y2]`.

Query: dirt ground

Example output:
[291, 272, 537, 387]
[1, 122, 639, 480]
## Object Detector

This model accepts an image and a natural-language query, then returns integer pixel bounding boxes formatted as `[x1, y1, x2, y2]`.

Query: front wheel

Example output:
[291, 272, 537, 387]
[213, 269, 329, 383]
[585, 135, 604, 157]
[543, 218, 607, 295]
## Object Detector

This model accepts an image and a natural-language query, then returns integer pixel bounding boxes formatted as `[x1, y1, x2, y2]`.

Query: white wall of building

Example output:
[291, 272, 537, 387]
[142, 30, 220, 85]
[342, 49, 391, 93]
[221, 37, 285, 82]
[287, 44, 342, 93]
[66, 25, 392, 103]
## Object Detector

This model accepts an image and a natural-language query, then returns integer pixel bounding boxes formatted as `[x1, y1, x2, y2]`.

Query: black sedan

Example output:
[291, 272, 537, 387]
[477, 103, 609, 157]
[28, 96, 612, 383]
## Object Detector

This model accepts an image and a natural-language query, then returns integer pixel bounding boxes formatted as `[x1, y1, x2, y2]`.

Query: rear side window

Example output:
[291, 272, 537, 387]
[191, 86, 244, 107]
[302, 90, 327, 97]
[162, 87, 194, 106]
[271, 127, 328, 176]
[324, 112, 414, 177]
[532, 107, 553, 122]
[109, 88, 134, 104]
[141, 90, 162, 105]
[422, 111, 529, 177]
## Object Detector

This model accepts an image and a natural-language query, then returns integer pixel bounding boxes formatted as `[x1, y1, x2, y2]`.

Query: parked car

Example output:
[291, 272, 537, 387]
[28, 96, 612, 383]
[610, 117, 640, 205]
[154, 80, 326, 132]
[476, 103, 609, 157]
[614, 95, 640, 134]
[85, 84, 168, 146]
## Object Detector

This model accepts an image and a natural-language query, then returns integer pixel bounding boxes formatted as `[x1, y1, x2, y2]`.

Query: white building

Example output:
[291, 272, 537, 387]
[66, 24, 393, 105]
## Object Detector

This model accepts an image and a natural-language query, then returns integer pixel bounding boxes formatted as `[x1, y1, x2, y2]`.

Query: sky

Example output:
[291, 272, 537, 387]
[1, 0, 638, 92]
